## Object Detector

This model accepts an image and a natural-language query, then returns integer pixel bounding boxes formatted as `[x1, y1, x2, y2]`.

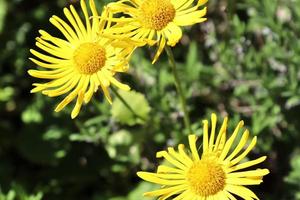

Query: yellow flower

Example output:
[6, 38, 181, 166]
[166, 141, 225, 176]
[28, 0, 134, 119]
[106, 0, 208, 63]
[137, 113, 270, 199]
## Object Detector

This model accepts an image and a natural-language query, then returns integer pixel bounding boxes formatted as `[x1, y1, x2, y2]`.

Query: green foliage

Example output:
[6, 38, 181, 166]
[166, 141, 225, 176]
[0, 184, 43, 200]
[0, 0, 300, 199]
[285, 150, 300, 199]
[111, 90, 151, 126]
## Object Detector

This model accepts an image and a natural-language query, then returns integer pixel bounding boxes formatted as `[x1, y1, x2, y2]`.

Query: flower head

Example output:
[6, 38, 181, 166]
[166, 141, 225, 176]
[137, 113, 269, 199]
[28, 0, 134, 118]
[106, 0, 208, 63]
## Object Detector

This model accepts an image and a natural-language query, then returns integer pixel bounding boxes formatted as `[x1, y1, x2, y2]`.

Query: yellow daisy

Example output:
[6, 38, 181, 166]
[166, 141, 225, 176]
[105, 0, 208, 63]
[138, 113, 270, 199]
[28, 0, 134, 119]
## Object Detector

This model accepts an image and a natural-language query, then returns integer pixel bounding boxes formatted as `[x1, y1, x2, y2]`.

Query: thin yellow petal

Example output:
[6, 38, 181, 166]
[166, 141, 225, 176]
[188, 135, 200, 161]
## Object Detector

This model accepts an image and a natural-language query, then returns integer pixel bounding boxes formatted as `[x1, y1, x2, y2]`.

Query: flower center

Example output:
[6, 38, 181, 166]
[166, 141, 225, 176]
[73, 42, 106, 75]
[186, 159, 226, 196]
[139, 0, 176, 31]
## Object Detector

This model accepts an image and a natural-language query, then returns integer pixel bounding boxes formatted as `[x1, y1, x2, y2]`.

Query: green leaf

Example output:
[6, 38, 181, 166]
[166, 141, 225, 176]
[127, 182, 157, 200]
[111, 90, 151, 126]
[0, 87, 14, 102]
[105, 130, 141, 164]
[21, 106, 43, 124]
[285, 151, 300, 185]
[0, 184, 43, 200]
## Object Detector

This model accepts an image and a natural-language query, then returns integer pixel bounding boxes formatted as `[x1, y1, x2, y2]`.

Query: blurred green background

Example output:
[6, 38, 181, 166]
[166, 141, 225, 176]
[1, 0, 300, 199]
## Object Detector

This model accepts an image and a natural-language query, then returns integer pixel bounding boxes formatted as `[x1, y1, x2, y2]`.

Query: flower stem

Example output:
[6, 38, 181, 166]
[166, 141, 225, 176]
[110, 87, 146, 122]
[165, 46, 192, 134]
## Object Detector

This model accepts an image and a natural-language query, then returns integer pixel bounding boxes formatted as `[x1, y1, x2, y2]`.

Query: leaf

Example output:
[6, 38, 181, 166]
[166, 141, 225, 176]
[105, 130, 141, 164]
[0, 87, 14, 102]
[0, 184, 43, 200]
[286, 96, 300, 109]
[127, 181, 157, 200]
[111, 90, 151, 126]
[285, 151, 300, 185]
[21, 106, 43, 124]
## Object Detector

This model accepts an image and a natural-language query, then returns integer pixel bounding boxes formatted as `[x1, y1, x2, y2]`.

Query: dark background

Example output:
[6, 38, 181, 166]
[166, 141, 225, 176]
[0, 0, 300, 199]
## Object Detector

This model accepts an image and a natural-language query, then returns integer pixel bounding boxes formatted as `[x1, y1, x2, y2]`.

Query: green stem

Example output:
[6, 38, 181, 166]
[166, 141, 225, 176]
[110, 87, 146, 122]
[165, 46, 192, 134]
